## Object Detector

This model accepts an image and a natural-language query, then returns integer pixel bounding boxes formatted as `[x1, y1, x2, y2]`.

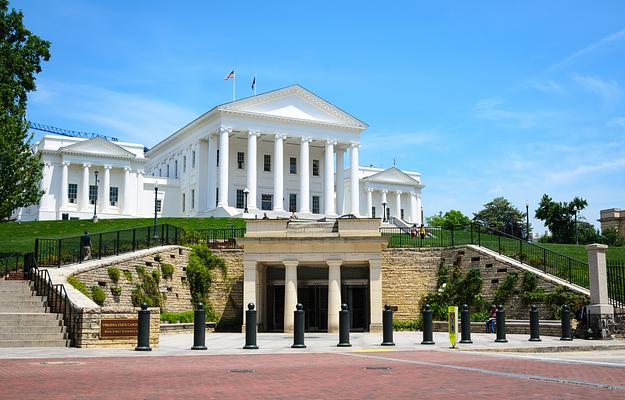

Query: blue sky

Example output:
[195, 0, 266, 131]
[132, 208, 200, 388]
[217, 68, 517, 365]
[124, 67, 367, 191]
[12, 1, 625, 231]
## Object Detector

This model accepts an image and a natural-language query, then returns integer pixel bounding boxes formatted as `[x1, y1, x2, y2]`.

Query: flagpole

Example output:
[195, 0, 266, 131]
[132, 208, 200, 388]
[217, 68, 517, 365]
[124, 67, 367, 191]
[233, 72, 236, 101]
[254, 74, 257, 95]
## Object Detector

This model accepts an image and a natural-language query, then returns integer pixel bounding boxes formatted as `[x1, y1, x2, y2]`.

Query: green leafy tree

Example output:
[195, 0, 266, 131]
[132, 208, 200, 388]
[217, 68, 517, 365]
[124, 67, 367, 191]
[426, 210, 471, 229]
[0, 0, 50, 221]
[577, 220, 600, 245]
[534, 194, 588, 244]
[601, 228, 625, 247]
[186, 245, 227, 307]
[473, 197, 530, 238]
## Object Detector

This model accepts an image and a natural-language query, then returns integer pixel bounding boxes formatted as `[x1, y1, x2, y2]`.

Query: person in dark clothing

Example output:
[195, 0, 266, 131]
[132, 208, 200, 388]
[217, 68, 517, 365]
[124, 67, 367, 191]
[486, 305, 497, 333]
[80, 231, 92, 261]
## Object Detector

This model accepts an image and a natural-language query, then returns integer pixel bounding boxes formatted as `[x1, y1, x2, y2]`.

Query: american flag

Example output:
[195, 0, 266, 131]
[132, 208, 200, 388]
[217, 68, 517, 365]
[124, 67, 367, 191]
[224, 70, 235, 80]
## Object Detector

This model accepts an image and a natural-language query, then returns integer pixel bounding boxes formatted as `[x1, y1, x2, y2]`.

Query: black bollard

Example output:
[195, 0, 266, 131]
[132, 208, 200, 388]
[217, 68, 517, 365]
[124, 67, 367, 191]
[135, 302, 152, 351]
[495, 304, 508, 343]
[191, 302, 207, 350]
[244, 303, 259, 349]
[529, 304, 541, 342]
[381, 304, 395, 346]
[337, 304, 351, 347]
[560, 304, 573, 341]
[421, 303, 435, 345]
[292, 303, 306, 349]
[459, 304, 473, 344]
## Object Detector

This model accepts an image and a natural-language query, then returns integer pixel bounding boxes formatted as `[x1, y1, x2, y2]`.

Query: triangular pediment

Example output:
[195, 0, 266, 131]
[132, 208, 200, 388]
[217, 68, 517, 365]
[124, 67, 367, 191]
[59, 137, 136, 159]
[219, 85, 367, 129]
[364, 167, 422, 187]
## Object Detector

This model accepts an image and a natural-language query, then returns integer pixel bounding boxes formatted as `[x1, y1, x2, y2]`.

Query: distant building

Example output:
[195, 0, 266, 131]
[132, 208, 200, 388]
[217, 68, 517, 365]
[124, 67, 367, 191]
[598, 208, 625, 234]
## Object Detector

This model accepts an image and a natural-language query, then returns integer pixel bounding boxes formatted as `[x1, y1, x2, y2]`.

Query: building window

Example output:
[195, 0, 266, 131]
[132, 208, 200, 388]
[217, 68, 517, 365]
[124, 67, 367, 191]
[216, 188, 219, 206]
[110, 187, 119, 206]
[182, 193, 186, 212]
[68, 183, 77, 203]
[312, 196, 320, 214]
[89, 185, 98, 205]
[158, 168, 162, 177]
[183, 156, 186, 173]
[192, 151, 196, 168]
[289, 157, 297, 174]
[264, 154, 271, 172]
[156, 199, 162, 213]
[236, 189, 245, 209]
[237, 152, 245, 169]
[372, 206, 376, 218]
[261, 194, 273, 210]
[312, 160, 320, 176]
[191, 189, 195, 209]
[175, 160, 178, 178]
[166, 165, 170, 178]
[217, 150, 220, 167]
[289, 193, 297, 212]
[401, 209, 404, 220]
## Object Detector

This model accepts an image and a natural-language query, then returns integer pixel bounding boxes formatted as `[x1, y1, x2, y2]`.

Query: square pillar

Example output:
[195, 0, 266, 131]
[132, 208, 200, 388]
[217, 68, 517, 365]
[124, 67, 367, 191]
[586, 244, 615, 338]
[283, 260, 298, 333]
[242, 260, 257, 332]
[327, 260, 342, 333]
[369, 259, 383, 332]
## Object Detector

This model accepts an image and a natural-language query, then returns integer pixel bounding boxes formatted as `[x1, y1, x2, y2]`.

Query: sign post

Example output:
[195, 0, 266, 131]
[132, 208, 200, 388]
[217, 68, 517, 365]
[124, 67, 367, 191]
[448, 306, 458, 348]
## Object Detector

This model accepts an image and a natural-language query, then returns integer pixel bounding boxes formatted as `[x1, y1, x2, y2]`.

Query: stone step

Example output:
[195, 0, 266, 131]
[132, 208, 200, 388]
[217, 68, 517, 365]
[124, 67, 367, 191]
[0, 332, 67, 340]
[0, 339, 69, 348]
[0, 280, 32, 286]
[0, 313, 63, 323]
[0, 290, 36, 297]
[1, 325, 66, 334]
[0, 305, 47, 313]
[0, 300, 46, 306]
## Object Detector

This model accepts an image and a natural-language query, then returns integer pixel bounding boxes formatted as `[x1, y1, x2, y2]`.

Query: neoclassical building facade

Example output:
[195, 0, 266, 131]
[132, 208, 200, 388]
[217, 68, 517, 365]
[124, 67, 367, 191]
[20, 85, 424, 223]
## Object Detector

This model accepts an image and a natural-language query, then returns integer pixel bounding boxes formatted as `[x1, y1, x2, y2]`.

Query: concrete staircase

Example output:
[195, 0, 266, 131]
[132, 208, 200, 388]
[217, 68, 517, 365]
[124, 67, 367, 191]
[0, 280, 69, 347]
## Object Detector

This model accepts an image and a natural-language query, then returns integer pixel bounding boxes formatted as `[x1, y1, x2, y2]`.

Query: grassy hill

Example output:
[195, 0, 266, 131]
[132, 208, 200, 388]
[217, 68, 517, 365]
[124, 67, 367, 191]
[539, 242, 625, 262]
[0, 217, 245, 256]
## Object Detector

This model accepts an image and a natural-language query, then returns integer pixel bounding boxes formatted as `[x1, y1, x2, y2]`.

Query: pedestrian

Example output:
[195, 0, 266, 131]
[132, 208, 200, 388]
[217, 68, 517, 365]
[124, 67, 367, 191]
[262, 213, 269, 220]
[486, 305, 496, 333]
[419, 223, 426, 240]
[80, 231, 92, 261]
[411, 223, 417, 239]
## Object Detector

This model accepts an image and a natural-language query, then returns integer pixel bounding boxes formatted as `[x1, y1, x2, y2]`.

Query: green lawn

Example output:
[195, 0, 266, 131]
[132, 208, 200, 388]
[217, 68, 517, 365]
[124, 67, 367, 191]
[539, 242, 625, 262]
[0, 217, 245, 256]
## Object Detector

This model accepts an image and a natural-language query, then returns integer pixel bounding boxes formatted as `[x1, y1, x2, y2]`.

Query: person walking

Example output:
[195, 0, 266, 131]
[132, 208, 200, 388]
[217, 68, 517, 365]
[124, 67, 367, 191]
[419, 223, 426, 240]
[411, 224, 417, 239]
[486, 305, 497, 333]
[80, 231, 92, 261]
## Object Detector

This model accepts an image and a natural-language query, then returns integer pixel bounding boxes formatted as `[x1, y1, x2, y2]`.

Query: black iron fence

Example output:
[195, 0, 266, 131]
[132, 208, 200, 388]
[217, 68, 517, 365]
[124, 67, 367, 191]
[35, 224, 180, 267]
[179, 228, 245, 249]
[381, 223, 589, 288]
[607, 259, 625, 308]
[0, 253, 22, 277]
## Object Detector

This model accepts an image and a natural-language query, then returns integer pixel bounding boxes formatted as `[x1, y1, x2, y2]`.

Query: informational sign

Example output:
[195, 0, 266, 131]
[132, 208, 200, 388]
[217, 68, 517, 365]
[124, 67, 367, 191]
[448, 306, 458, 348]
[100, 319, 138, 338]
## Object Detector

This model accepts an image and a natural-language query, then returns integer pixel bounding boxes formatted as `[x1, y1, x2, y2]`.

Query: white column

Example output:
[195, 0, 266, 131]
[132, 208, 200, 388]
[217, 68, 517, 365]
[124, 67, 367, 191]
[335, 148, 345, 215]
[410, 192, 417, 224]
[283, 260, 298, 333]
[60, 162, 69, 210]
[207, 137, 217, 209]
[366, 189, 373, 218]
[324, 140, 336, 215]
[101, 165, 111, 212]
[122, 167, 131, 214]
[381, 190, 387, 221]
[80, 163, 90, 211]
[350, 144, 360, 216]
[416, 194, 423, 224]
[273, 134, 285, 212]
[136, 170, 144, 214]
[299, 137, 310, 213]
[395, 191, 402, 219]
[247, 131, 258, 210]
[327, 260, 342, 333]
[242, 260, 257, 330]
[218, 127, 230, 208]
[369, 259, 383, 332]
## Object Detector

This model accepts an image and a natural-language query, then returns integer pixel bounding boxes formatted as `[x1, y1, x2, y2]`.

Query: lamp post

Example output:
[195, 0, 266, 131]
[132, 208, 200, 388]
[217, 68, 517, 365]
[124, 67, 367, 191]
[382, 201, 387, 222]
[525, 201, 530, 242]
[243, 188, 249, 213]
[153, 187, 159, 239]
[91, 170, 99, 223]
[574, 205, 579, 245]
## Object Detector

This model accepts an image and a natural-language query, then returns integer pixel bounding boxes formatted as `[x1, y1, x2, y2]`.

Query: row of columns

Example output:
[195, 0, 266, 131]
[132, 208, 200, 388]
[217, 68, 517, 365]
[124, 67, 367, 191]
[365, 188, 422, 224]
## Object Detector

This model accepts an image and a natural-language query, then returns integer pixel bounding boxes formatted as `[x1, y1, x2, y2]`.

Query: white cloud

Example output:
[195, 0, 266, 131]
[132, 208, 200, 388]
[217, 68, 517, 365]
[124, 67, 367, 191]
[529, 79, 565, 94]
[571, 74, 620, 100]
[547, 158, 625, 183]
[472, 97, 553, 128]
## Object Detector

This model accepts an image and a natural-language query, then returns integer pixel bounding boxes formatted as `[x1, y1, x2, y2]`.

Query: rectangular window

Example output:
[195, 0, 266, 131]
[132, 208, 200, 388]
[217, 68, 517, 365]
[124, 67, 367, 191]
[109, 187, 119, 206]
[289, 157, 297, 174]
[236, 189, 245, 209]
[166, 165, 170, 178]
[89, 185, 98, 205]
[372, 206, 376, 218]
[159, 168, 162, 177]
[68, 183, 77, 203]
[191, 189, 195, 209]
[264, 154, 271, 172]
[289, 193, 297, 212]
[156, 199, 162, 213]
[217, 150, 220, 167]
[192, 151, 196, 168]
[312, 160, 320, 176]
[216, 188, 219, 207]
[237, 152, 245, 169]
[175, 160, 178, 178]
[401, 209, 404, 220]
[261, 194, 273, 211]
[183, 156, 186, 173]
[182, 193, 186, 212]
[312, 196, 320, 214]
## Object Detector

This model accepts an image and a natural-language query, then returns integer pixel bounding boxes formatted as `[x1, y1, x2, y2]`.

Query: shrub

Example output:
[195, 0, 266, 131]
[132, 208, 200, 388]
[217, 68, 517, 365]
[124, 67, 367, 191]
[135, 265, 146, 279]
[91, 286, 106, 306]
[107, 267, 120, 283]
[160, 263, 174, 277]
[160, 310, 195, 324]
[131, 269, 162, 308]
[393, 318, 422, 331]
[186, 245, 227, 307]
[110, 286, 122, 296]
[67, 275, 90, 298]
[493, 273, 519, 306]
[545, 285, 585, 319]
[470, 310, 489, 321]
[154, 254, 162, 262]
[123, 269, 133, 282]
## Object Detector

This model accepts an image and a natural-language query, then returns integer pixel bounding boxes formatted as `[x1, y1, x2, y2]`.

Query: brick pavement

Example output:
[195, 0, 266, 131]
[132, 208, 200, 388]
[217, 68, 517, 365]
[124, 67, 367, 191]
[0, 350, 624, 399]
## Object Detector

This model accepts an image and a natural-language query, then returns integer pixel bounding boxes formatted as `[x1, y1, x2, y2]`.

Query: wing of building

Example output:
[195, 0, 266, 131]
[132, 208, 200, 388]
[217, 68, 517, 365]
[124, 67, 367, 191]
[19, 85, 424, 224]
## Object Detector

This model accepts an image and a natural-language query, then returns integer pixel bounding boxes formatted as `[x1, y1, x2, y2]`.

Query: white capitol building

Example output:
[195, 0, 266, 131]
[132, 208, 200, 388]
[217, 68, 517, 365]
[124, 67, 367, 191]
[20, 85, 425, 224]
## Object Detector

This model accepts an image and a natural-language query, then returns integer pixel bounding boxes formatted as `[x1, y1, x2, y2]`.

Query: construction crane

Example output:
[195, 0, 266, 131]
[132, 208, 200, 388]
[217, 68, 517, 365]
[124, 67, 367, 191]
[28, 121, 119, 142]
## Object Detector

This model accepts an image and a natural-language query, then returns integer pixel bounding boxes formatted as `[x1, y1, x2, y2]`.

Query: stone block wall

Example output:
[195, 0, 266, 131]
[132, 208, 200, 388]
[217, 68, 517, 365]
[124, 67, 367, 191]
[208, 250, 244, 322]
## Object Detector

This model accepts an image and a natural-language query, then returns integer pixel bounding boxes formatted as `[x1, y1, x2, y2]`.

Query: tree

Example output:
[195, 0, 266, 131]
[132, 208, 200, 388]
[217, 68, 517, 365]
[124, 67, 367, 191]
[186, 245, 227, 308]
[534, 194, 588, 244]
[426, 210, 471, 229]
[473, 197, 529, 238]
[0, 0, 50, 221]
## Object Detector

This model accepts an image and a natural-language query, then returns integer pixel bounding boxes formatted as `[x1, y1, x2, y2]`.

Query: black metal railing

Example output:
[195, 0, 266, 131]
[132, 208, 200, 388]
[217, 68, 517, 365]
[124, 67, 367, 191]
[381, 222, 589, 288]
[34, 224, 180, 267]
[179, 228, 245, 249]
[0, 253, 23, 277]
[607, 259, 625, 308]
[28, 258, 79, 346]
